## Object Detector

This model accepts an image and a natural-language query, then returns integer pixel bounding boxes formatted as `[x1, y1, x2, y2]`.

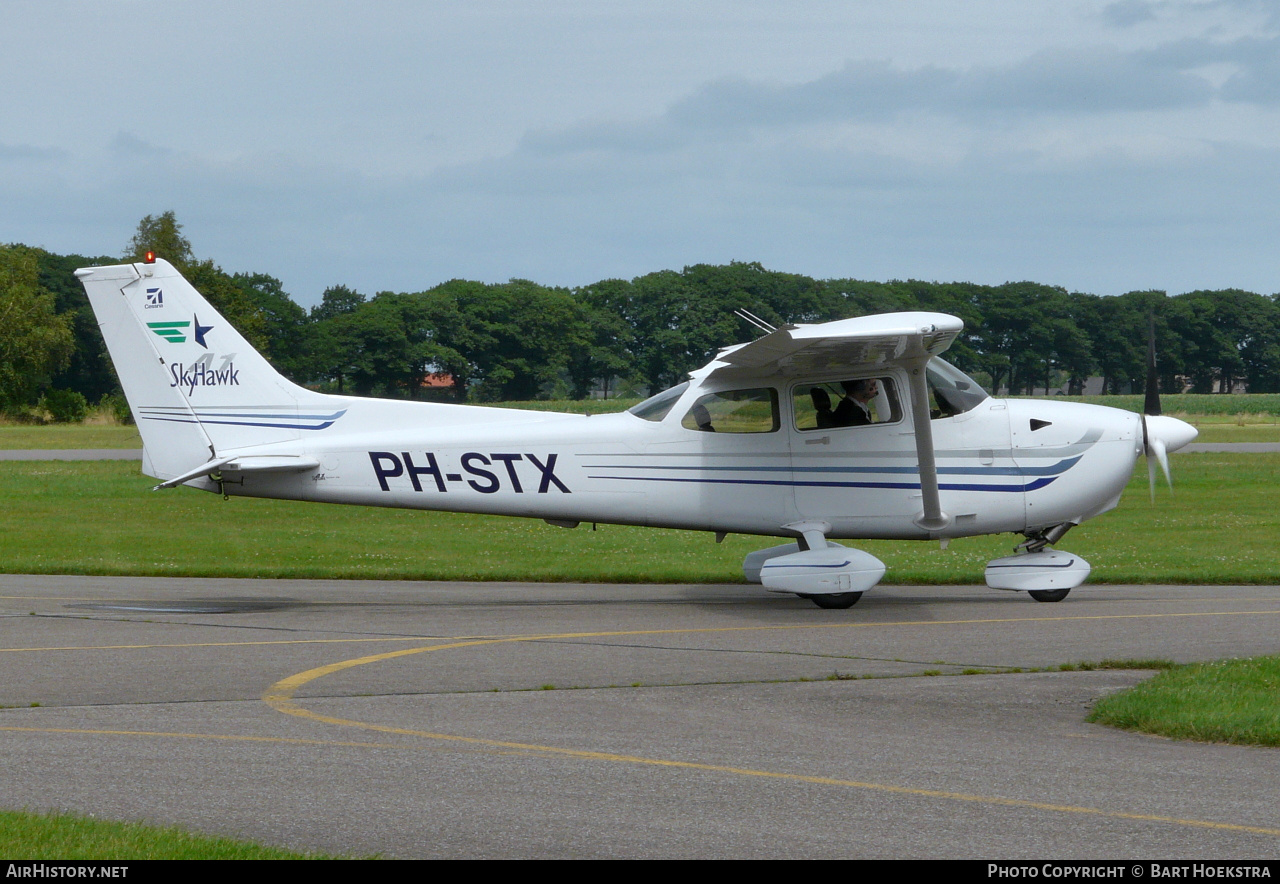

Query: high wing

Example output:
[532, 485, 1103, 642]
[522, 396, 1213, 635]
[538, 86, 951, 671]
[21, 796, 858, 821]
[704, 312, 964, 382]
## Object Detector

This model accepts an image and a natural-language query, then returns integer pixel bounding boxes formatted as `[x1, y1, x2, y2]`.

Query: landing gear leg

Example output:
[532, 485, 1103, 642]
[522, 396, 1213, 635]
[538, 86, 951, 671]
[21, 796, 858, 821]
[1017, 523, 1075, 554]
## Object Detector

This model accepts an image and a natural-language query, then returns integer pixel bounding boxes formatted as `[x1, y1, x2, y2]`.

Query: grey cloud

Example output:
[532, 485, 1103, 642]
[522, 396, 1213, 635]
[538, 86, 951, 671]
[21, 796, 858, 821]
[1138, 34, 1280, 104]
[667, 62, 957, 128]
[1129, 0, 1280, 24]
[961, 46, 1215, 112]
[1102, 1, 1158, 27]
[1140, 33, 1275, 67]
[1215, 37, 1280, 102]
[0, 143, 65, 162]
[655, 45, 1215, 139]
[1221, 54, 1280, 101]
[519, 119, 685, 156]
[109, 132, 177, 159]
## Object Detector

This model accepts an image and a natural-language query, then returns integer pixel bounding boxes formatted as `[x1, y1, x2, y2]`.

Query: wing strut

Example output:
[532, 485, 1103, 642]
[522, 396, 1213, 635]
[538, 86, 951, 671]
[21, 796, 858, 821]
[906, 359, 952, 533]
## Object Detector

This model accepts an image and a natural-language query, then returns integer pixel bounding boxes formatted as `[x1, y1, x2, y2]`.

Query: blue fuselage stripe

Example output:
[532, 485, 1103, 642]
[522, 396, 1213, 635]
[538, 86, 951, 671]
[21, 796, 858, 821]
[762, 560, 854, 570]
[581, 456, 1080, 478]
[586, 474, 1054, 492]
[141, 416, 339, 430]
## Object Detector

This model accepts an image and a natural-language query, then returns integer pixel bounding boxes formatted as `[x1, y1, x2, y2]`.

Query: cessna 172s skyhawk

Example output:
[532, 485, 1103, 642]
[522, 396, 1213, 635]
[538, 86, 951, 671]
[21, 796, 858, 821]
[76, 255, 1197, 608]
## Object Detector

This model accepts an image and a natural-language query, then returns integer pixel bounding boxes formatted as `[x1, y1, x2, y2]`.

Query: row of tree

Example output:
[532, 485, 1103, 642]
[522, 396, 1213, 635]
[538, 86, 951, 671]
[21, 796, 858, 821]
[4, 212, 1280, 417]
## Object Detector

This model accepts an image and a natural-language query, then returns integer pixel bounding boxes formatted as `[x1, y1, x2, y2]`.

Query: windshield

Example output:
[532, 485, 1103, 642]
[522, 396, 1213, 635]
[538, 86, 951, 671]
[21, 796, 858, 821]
[926, 358, 989, 418]
[628, 381, 689, 422]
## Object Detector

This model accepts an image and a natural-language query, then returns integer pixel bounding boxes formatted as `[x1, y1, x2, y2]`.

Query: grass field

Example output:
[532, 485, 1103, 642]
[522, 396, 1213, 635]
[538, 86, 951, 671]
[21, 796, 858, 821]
[1182, 422, 1279, 443]
[1, 452, 1275, 583]
[0, 424, 142, 449]
[0, 810, 338, 859]
[1088, 655, 1280, 747]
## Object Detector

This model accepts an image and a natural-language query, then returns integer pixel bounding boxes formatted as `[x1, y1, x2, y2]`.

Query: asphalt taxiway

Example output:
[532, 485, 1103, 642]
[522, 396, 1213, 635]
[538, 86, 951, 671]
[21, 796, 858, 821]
[1, 575, 1278, 858]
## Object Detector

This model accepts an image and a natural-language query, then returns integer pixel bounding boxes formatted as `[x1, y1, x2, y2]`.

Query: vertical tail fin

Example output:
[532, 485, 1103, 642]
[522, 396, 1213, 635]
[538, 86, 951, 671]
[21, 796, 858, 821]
[76, 258, 344, 481]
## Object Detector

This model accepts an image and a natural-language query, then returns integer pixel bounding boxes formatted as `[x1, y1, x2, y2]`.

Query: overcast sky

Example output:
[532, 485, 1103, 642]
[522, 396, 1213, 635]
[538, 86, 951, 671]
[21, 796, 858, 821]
[3, 0, 1278, 306]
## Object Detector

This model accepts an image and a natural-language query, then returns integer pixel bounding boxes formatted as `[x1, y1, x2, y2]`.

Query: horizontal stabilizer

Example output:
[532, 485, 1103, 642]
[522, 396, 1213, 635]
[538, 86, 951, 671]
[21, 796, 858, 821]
[222, 455, 322, 473]
[153, 454, 320, 490]
[153, 456, 236, 490]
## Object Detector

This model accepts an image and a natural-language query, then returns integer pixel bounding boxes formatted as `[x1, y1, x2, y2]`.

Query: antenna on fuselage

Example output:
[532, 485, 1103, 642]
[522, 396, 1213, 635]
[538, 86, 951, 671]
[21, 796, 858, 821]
[735, 308, 776, 334]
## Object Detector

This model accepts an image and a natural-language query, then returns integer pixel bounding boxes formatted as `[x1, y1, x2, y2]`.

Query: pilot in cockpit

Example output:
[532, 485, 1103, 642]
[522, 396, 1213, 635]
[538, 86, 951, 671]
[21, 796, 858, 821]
[832, 378, 878, 427]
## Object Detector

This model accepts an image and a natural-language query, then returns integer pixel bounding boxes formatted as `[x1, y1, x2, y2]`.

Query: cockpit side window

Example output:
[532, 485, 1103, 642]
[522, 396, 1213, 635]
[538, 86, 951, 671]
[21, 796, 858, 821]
[793, 377, 902, 431]
[681, 388, 779, 433]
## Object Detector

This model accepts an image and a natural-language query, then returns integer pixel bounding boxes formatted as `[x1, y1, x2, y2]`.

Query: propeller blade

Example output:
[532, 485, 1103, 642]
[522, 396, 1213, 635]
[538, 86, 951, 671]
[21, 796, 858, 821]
[1153, 437, 1171, 491]
[1142, 413, 1157, 501]
[1147, 445, 1158, 503]
[1144, 309, 1161, 417]
[1140, 309, 1189, 501]
[1142, 414, 1197, 500]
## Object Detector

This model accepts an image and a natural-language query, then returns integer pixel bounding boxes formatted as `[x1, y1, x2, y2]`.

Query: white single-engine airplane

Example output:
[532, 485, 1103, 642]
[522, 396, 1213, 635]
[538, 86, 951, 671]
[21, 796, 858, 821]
[77, 255, 1197, 608]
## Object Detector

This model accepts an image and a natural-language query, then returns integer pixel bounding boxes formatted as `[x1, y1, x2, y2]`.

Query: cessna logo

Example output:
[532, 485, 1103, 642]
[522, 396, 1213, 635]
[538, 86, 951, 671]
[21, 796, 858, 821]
[369, 451, 570, 494]
[145, 287, 164, 308]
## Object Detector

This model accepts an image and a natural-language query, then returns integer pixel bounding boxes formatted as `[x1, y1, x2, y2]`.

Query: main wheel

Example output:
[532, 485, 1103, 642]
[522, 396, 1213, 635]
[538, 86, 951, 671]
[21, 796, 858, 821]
[802, 592, 863, 609]
[1028, 588, 1071, 603]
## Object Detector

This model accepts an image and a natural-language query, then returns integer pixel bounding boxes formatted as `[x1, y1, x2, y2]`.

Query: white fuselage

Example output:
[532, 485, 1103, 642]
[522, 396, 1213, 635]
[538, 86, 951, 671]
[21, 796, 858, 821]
[202, 373, 1144, 542]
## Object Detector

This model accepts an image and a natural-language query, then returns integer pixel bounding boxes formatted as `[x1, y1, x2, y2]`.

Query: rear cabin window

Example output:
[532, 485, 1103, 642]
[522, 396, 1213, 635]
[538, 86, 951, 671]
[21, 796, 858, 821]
[681, 388, 779, 434]
[793, 377, 902, 431]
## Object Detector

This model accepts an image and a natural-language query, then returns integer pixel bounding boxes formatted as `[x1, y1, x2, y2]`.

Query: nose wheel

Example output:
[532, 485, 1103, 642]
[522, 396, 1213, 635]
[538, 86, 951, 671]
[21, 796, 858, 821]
[1027, 588, 1071, 603]
[798, 592, 863, 609]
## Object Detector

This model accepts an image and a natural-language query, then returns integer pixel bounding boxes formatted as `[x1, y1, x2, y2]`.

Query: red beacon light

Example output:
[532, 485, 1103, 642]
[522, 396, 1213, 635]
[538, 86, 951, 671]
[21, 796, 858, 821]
[143, 250, 156, 264]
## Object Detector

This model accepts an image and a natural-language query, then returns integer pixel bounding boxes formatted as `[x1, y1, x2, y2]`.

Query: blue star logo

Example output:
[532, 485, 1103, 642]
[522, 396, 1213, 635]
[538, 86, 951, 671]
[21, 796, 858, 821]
[193, 314, 214, 349]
